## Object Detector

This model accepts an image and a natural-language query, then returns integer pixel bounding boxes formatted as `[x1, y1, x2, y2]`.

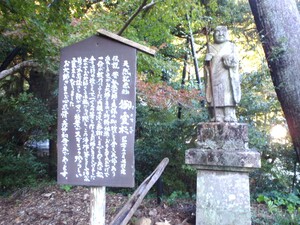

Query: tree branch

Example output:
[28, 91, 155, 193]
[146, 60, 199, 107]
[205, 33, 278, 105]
[117, 0, 149, 36]
[0, 60, 39, 80]
[0, 47, 23, 72]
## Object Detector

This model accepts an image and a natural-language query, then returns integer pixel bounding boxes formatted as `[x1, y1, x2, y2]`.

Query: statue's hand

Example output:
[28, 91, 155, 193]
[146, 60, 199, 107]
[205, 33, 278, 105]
[205, 53, 214, 61]
[222, 55, 238, 68]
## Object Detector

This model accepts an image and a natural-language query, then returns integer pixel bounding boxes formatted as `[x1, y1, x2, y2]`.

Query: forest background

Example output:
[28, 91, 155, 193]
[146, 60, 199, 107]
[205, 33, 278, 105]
[0, 0, 300, 223]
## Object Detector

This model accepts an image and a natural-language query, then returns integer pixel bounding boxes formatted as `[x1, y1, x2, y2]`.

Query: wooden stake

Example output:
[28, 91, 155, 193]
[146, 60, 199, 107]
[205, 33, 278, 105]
[109, 158, 169, 225]
[90, 186, 106, 225]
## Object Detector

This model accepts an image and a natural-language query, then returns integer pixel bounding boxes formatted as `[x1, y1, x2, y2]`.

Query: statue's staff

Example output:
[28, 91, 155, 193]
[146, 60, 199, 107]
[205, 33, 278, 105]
[205, 26, 216, 121]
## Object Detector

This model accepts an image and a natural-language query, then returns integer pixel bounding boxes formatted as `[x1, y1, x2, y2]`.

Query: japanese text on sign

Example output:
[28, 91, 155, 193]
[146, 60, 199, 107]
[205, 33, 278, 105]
[58, 47, 136, 187]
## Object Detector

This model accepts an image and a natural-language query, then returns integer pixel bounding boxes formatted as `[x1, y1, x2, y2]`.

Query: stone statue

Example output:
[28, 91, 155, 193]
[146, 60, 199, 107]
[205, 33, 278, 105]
[204, 26, 241, 122]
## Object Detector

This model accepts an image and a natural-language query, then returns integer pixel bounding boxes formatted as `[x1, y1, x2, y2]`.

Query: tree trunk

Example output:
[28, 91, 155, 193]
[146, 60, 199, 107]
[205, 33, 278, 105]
[249, 0, 300, 161]
[49, 126, 58, 179]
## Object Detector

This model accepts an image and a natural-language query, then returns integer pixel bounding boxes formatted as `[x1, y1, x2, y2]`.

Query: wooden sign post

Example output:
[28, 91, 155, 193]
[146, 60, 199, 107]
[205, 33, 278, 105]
[57, 30, 155, 225]
[90, 186, 106, 225]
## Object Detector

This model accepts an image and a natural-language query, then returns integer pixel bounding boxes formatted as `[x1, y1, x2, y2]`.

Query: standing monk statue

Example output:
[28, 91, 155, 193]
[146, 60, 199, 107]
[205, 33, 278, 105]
[204, 26, 241, 122]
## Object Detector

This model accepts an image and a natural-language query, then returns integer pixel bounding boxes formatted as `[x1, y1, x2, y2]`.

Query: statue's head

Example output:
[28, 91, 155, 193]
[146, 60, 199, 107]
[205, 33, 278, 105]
[213, 26, 229, 44]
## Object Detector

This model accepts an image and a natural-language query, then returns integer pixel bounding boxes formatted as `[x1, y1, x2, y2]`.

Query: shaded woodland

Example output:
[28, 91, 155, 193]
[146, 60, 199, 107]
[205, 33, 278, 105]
[0, 0, 300, 224]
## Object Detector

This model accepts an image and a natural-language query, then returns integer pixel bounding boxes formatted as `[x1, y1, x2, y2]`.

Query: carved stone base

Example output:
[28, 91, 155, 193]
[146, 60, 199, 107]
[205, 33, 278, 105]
[196, 122, 249, 150]
[185, 122, 261, 225]
[186, 148, 261, 172]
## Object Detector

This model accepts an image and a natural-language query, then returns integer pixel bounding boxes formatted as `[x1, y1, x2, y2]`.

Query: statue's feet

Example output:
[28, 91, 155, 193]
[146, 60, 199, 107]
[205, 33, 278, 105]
[210, 116, 224, 122]
[224, 115, 237, 122]
[216, 116, 224, 122]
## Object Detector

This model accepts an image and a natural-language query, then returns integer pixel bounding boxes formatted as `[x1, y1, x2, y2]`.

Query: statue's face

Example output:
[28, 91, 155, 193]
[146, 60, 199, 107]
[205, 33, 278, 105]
[213, 27, 228, 44]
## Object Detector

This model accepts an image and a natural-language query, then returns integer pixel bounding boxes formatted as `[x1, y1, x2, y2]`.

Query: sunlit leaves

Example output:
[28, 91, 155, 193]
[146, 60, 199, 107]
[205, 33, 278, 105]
[0, 0, 90, 66]
[238, 68, 282, 126]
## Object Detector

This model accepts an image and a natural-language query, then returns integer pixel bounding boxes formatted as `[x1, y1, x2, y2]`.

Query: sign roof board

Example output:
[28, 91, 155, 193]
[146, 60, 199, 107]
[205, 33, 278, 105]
[97, 29, 156, 56]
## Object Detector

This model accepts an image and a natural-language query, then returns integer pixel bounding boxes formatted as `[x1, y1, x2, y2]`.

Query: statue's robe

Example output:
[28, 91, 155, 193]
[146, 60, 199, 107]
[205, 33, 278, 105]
[205, 41, 240, 107]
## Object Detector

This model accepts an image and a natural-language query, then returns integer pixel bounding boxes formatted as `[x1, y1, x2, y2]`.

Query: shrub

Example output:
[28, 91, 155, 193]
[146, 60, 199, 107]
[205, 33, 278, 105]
[0, 93, 53, 192]
[256, 191, 300, 224]
[0, 92, 55, 148]
[134, 102, 208, 195]
[0, 147, 47, 193]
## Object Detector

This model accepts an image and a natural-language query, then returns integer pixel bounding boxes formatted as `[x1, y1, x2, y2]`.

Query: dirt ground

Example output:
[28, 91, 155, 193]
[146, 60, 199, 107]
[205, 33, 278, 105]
[0, 185, 196, 225]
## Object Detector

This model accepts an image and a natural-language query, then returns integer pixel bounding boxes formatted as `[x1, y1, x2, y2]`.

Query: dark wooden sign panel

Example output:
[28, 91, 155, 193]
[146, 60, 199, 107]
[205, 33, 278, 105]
[57, 35, 136, 187]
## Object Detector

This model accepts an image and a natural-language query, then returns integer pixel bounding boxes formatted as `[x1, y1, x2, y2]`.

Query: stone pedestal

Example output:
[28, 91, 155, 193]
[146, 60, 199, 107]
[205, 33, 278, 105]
[185, 122, 261, 225]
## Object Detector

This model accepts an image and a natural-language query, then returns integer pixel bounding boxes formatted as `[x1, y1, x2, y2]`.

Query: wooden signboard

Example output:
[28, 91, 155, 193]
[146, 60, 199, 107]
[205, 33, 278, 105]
[57, 30, 155, 224]
[57, 34, 139, 187]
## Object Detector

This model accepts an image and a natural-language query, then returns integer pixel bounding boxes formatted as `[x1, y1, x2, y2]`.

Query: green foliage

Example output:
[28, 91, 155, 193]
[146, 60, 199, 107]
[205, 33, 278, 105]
[238, 68, 281, 125]
[0, 0, 87, 64]
[135, 101, 208, 194]
[237, 68, 300, 195]
[166, 190, 192, 205]
[60, 184, 73, 192]
[248, 124, 297, 194]
[238, 66, 299, 223]
[0, 92, 53, 191]
[257, 191, 300, 224]
[0, 147, 46, 192]
[0, 1, 298, 212]
[0, 92, 55, 147]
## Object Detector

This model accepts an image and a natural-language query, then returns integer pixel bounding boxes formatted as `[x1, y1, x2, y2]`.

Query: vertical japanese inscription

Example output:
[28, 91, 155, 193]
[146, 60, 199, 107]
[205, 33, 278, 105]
[58, 36, 136, 187]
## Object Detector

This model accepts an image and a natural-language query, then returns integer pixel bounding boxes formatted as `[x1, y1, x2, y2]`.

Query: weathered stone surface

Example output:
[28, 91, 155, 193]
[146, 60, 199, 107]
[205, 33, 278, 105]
[196, 122, 248, 150]
[185, 148, 261, 172]
[196, 170, 251, 225]
[185, 122, 261, 225]
[204, 26, 241, 123]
